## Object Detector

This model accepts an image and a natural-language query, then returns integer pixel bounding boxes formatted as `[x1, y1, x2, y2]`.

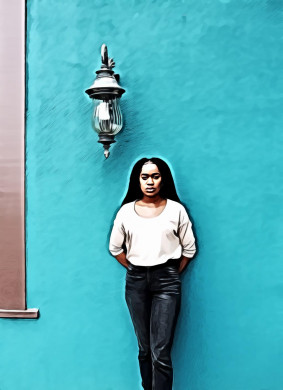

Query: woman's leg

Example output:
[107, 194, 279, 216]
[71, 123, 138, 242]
[125, 265, 152, 390]
[150, 264, 181, 390]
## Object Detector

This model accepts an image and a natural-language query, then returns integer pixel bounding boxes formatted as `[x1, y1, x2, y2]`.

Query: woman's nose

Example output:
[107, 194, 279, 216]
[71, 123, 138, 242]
[147, 177, 153, 184]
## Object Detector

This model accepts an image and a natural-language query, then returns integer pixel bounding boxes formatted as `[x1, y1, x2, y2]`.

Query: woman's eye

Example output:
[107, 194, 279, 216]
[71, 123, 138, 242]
[141, 175, 160, 180]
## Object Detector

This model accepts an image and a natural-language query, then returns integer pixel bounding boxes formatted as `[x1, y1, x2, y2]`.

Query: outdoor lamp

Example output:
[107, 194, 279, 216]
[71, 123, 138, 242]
[85, 44, 125, 158]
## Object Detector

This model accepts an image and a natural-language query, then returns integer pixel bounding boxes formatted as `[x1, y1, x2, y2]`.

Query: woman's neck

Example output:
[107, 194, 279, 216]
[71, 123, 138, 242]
[139, 195, 165, 205]
[135, 196, 167, 217]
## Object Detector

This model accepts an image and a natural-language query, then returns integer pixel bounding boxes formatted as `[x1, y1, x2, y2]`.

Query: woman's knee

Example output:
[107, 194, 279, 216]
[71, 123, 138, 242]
[138, 348, 151, 362]
[151, 347, 172, 369]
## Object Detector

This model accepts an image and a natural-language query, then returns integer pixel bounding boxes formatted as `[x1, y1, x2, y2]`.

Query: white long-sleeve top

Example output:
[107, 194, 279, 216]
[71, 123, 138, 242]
[109, 199, 196, 266]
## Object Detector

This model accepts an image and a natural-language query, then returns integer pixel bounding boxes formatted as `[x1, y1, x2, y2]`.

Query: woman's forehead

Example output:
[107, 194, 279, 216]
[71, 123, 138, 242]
[140, 163, 160, 174]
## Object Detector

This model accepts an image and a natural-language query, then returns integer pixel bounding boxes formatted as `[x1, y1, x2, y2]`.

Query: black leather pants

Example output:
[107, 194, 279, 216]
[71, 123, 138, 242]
[125, 259, 181, 390]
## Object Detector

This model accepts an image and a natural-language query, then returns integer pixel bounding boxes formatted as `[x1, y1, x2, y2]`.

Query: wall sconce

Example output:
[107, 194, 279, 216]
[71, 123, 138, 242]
[85, 44, 125, 158]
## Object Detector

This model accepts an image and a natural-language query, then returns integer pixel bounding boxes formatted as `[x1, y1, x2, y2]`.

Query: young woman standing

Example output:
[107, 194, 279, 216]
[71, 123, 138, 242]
[109, 157, 196, 390]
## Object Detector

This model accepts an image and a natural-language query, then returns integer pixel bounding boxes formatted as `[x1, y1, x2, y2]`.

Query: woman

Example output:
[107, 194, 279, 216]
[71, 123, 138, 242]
[109, 157, 196, 390]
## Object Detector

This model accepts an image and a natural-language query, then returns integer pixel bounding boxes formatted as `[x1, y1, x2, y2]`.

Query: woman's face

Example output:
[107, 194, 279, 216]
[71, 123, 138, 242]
[139, 163, 162, 198]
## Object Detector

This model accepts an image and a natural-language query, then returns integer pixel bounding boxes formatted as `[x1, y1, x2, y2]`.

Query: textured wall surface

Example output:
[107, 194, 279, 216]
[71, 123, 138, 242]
[0, 0, 283, 389]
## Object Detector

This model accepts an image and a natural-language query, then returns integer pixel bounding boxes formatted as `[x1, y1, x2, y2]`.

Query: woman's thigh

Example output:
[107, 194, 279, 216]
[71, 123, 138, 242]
[150, 265, 181, 355]
[125, 266, 152, 351]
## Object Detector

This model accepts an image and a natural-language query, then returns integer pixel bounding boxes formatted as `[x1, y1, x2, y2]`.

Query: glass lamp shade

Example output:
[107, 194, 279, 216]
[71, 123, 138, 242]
[92, 98, 123, 135]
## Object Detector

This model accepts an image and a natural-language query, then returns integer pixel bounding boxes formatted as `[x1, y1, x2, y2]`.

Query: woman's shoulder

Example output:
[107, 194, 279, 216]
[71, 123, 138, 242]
[167, 198, 186, 211]
[167, 199, 189, 219]
[116, 201, 135, 218]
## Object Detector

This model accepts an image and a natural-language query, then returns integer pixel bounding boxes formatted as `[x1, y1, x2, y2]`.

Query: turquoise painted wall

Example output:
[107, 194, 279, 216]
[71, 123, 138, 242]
[0, 0, 282, 389]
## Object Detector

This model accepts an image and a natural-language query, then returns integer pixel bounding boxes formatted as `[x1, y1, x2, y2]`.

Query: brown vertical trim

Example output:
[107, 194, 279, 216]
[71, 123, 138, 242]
[0, 0, 26, 309]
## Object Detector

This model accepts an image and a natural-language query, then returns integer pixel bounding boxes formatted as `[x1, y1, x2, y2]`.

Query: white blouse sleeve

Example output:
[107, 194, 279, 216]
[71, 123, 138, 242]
[109, 209, 126, 256]
[178, 206, 196, 258]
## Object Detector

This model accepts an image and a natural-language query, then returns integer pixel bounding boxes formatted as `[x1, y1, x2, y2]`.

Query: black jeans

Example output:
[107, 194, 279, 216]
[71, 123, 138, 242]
[125, 259, 181, 390]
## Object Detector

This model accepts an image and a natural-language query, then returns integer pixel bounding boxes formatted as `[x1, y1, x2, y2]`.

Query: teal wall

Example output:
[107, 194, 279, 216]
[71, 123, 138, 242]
[1, 0, 282, 389]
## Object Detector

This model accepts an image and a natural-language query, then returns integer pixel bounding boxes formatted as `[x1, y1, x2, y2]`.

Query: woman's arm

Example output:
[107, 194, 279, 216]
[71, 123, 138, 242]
[178, 206, 197, 273]
[178, 255, 193, 273]
[109, 208, 127, 265]
[114, 251, 129, 269]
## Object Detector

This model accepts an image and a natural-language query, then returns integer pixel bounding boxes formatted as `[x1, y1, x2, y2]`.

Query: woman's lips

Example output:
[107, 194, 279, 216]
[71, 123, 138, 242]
[146, 188, 155, 192]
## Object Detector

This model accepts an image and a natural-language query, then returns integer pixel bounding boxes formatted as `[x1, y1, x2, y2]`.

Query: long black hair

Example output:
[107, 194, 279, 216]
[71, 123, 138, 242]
[121, 157, 181, 206]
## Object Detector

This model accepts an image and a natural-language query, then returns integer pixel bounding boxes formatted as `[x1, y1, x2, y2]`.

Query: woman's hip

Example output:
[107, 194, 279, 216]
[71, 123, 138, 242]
[126, 258, 181, 295]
